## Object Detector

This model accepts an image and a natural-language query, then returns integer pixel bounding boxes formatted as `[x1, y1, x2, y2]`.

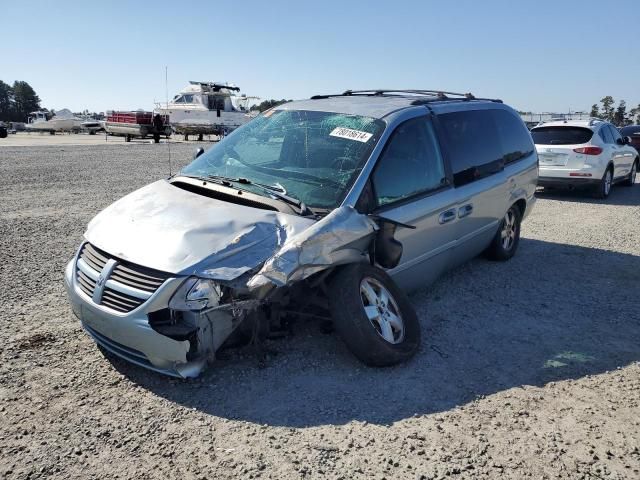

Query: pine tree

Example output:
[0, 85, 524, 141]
[12, 81, 41, 122]
[599, 96, 615, 122]
[0, 81, 12, 122]
[614, 100, 627, 126]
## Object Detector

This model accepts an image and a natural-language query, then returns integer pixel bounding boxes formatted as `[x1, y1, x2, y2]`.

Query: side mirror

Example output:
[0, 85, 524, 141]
[616, 137, 626, 146]
[193, 147, 205, 160]
[369, 215, 416, 269]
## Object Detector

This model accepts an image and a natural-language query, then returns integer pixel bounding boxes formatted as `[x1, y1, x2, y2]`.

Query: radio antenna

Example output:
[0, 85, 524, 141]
[165, 65, 172, 176]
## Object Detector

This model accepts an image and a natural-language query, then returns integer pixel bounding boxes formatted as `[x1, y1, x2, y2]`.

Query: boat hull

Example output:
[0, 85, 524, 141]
[160, 108, 251, 135]
[25, 118, 80, 132]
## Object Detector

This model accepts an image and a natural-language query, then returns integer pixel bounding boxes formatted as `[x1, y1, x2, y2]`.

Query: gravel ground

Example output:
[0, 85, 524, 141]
[1, 144, 639, 479]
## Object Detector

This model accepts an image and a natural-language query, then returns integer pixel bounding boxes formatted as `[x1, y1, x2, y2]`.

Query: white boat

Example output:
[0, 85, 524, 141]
[157, 81, 258, 140]
[25, 109, 84, 133]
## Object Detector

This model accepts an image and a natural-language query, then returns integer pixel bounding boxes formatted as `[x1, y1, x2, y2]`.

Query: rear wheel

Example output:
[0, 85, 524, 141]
[622, 160, 637, 187]
[327, 263, 420, 366]
[485, 204, 521, 261]
[595, 167, 612, 198]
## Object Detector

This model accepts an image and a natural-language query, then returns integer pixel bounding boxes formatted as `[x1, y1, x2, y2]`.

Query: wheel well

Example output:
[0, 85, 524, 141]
[514, 198, 526, 217]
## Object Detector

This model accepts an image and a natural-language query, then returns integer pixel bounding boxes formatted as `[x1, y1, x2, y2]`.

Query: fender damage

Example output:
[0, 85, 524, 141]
[138, 204, 377, 377]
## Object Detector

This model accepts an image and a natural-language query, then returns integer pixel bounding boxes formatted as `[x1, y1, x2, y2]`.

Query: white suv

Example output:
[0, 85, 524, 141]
[531, 119, 638, 198]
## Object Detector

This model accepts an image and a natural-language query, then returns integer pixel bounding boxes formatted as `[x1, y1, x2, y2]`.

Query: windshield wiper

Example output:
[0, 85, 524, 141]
[176, 173, 238, 188]
[199, 175, 313, 216]
[250, 183, 314, 216]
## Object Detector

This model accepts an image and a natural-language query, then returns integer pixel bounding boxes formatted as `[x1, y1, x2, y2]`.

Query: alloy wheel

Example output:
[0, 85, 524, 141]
[604, 170, 612, 195]
[360, 277, 405, 344]
[500, 209, 517, 250]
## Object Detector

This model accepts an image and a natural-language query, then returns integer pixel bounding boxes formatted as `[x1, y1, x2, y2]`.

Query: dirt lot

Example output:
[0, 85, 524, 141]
[1, 143, 639, 479]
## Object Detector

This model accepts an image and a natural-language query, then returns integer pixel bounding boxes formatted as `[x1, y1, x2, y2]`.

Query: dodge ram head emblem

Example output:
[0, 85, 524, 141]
[95, 274, 106, 288]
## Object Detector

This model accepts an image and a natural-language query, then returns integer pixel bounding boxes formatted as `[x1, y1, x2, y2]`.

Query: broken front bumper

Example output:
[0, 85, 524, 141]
[65, 258, 209, 378]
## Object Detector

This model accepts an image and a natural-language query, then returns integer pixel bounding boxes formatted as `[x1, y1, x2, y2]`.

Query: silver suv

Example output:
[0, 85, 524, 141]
[64, 89, 538, 377]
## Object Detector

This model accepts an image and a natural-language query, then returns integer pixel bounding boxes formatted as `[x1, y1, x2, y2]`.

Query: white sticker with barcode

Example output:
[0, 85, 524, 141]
[330, 127, 373, 143]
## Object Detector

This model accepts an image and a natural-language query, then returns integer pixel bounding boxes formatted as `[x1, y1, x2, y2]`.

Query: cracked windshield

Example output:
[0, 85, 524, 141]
[181, 110, 385, 209]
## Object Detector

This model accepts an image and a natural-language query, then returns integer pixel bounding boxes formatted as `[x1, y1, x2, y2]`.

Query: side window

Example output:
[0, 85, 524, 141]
[492, 109, 535, 164]
[439, 110, 503, 187]
[600, 126, 614, 144]
[598, 128, 608, 143]
[608, 125, 622, 143]
[372, 117, 446, 207]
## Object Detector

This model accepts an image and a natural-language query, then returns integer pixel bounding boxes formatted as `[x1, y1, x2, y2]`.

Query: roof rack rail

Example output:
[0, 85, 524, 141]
[310, 89, 502, 103]
[344, 89, 477, 98]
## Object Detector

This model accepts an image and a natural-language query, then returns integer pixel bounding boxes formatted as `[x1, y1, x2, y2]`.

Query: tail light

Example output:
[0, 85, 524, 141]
[573, 146, 603, 155]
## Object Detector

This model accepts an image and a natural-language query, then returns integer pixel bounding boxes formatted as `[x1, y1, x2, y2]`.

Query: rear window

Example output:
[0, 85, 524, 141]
[531, 127, 593, 145]
[620, 126, 640, 136]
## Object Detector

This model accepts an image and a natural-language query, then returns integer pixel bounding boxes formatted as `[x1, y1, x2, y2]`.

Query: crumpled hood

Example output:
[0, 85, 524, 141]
[85, 179, 315, 278]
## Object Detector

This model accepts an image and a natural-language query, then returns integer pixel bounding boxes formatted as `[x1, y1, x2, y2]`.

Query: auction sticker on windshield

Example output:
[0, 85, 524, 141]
[330, 127, 373, 143]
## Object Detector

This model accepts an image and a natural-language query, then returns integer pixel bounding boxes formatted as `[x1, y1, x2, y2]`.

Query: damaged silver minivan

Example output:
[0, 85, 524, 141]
[64, 90, 537, 377]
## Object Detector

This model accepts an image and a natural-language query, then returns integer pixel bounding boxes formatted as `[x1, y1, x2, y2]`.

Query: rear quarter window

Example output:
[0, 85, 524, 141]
[531, 127, 594, 145]
[491, 109, 535, 164]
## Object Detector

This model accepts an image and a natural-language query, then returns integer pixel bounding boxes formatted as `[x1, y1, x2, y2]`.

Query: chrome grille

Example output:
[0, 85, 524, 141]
[75, 243, 170, 313]
[110, 263, 168, 293]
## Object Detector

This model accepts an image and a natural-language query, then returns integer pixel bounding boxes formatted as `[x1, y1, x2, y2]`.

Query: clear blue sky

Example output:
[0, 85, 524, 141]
[2, 0, 638, 113]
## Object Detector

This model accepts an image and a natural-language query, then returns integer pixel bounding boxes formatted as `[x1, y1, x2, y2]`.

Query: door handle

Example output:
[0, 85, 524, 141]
[439, 209, 456, 224]
[458, 204, 473, 218]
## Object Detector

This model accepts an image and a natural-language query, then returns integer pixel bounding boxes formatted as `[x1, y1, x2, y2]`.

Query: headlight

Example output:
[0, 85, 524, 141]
[169, 277, 222, 311]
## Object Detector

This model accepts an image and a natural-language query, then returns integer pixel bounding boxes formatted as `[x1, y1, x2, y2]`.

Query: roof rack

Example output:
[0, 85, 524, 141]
[310, 89, 501, 103]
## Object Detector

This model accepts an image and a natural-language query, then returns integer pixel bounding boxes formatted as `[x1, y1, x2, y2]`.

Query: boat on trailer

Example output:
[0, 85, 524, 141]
[25, 109, 84, 133]
[157, 81, 258, 140]
[104, 111, 171, 142]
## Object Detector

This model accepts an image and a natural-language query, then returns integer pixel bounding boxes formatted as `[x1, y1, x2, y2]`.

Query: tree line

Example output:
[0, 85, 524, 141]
[590, 96, 640, 126]
[250, 99, 291, 112]
[0, 80, 42, 122]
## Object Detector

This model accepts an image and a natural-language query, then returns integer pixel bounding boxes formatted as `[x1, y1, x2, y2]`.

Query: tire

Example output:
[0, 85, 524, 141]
[622, 160, 637, 187]
[485, 203, 522, 261]
[594, 167, 612, 199]
[327, 263, 420, 366]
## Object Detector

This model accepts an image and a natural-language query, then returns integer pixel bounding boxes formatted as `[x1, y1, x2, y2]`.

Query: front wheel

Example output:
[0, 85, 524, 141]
[485, 204, 521, 261]
[327, 263, 420, 366]
[622, 160, 637, 187]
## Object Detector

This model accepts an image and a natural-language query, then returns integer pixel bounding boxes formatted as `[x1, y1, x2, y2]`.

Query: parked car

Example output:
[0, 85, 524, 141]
[64, 89, 538, 377]
[532, 119, 638, 198]
[0, 122, 7, 138]
[619, 125, 640, 152]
